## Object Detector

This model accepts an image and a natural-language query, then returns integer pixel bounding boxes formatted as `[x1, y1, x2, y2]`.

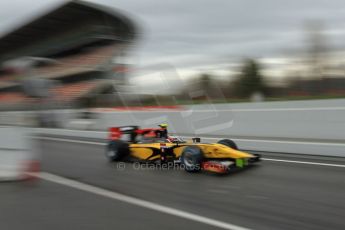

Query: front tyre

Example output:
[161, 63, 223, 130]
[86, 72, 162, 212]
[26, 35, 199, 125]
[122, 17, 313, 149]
[218, 139, 238, 150]
[181, 146, 203, 172]
[106, 140, 129, 162]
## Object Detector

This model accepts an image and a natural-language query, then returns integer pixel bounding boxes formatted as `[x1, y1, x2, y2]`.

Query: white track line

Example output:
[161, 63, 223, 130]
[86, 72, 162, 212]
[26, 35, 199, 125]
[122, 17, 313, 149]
[192, 107, 345, 112]
[34, 136, 345, 168]
[38, 172, 250, 230]
[36, 133, 345, 147]
[181, 136, 345, 147]
[32, 136, 105, 145]
[96, 107, 345, 113]
[35, 129, 345, 147]
[36, 128, 106, 134]
[263, 158, 345, 168]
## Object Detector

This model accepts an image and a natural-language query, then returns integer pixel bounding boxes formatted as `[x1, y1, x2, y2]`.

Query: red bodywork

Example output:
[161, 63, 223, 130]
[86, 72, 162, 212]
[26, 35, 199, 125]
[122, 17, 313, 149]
[108, 127, 165, 141]
[201, 162, 228, 173]
[109, 127, 122, 140]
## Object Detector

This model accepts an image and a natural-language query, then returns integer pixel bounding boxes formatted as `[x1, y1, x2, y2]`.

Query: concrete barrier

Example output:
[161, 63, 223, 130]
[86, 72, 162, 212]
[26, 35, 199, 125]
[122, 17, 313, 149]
[2, 99, 345, 157]
[89, 99, 345, 143]
[95, 107, 345, 141]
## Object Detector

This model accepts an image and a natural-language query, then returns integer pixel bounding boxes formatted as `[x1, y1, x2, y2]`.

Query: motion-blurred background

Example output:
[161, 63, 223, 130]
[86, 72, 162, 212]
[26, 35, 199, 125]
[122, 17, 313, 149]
[0, 0, 345, 117]
[1, 2, 345, 230]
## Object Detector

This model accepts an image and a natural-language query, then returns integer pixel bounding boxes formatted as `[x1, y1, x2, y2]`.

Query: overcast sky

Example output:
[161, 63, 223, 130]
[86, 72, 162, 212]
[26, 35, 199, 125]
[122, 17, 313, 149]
[1, 0, 345, 80]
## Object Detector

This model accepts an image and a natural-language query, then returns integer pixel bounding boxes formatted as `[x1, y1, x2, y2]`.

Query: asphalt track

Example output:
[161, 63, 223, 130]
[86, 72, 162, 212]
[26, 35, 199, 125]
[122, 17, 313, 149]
[1, 136, 345, 230]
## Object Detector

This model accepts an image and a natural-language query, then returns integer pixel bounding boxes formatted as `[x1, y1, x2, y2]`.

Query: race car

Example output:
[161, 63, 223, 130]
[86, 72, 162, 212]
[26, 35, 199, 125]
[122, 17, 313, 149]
[105, 126, 261, 174]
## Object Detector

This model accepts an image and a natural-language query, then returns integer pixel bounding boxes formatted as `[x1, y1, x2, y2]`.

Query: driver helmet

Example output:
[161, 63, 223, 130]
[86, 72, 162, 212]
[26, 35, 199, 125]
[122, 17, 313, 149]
[158, 123, 168, 128]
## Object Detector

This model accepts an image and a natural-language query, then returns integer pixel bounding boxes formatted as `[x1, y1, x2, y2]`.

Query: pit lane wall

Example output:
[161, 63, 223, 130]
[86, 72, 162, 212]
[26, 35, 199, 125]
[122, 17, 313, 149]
[1, 99, 345, 157]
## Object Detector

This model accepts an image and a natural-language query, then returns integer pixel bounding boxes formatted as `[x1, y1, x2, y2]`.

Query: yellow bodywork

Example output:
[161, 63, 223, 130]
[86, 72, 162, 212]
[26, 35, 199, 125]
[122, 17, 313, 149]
[129, 142, 254, 160]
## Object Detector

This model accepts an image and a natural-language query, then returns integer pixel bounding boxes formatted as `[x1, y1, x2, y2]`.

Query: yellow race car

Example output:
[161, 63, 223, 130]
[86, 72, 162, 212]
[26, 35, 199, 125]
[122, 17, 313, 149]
[106, 126, 261, 173]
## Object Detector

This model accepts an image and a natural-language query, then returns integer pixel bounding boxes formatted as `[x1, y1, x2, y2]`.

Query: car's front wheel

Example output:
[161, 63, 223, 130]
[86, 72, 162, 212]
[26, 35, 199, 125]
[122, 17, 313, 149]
[181, 146, 203, 172]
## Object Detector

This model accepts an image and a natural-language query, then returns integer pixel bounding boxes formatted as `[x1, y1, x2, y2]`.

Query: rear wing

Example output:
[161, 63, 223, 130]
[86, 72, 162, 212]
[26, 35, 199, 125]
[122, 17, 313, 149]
[108, 126, 163, 142]
[108, 126, 139, 141]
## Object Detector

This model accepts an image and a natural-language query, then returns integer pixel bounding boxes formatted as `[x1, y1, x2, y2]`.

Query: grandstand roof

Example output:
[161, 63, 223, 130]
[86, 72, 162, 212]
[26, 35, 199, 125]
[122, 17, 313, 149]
[0, 0, 137, 62]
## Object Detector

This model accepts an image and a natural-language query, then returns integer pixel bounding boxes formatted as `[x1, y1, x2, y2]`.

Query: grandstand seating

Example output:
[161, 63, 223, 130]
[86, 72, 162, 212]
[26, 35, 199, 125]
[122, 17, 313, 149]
[0, 75, 16, 82]
[51, 81, 103, 102]
[0, 0, 136, 109]
[0, 92, 28, 104]
[0, 42, 116, 106]
[0, 80, 109, 105]
[0, 43, 118, 82]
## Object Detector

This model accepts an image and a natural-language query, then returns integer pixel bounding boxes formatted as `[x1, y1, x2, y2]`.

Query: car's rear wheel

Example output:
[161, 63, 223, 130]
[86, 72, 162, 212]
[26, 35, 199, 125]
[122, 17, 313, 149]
[181, 146, 203, 172]
[106, 140, 129, 161]
[218, 139, 238, 150]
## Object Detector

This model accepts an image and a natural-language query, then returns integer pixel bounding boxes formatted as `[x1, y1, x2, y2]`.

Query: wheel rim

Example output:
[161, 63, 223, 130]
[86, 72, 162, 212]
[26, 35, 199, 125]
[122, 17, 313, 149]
[183, 153, 194, 167]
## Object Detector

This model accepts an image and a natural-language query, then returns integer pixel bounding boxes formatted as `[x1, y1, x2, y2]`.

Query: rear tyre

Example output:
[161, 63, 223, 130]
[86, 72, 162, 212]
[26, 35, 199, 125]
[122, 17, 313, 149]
[106, 140, 129, 162]
[181, 146, 203, 172]
[218, 139, 238, 150]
